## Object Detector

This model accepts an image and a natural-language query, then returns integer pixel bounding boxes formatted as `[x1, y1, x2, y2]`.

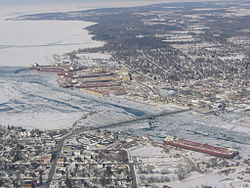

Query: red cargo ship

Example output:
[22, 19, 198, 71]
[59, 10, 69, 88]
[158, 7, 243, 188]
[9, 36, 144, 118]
[72, 72, 114, 79]
[75, 82, 121, 89]
[57, 71, 74, 77]
[30, 63, 65, 73]
[57, 79, 72, 88]
[29, 63, 40, 70]
[164, 136, 238, 158]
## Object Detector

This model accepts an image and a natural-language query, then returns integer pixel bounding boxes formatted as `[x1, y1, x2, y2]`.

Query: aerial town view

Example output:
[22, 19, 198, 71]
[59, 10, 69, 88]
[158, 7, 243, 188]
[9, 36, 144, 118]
[0, 0, 249, 187]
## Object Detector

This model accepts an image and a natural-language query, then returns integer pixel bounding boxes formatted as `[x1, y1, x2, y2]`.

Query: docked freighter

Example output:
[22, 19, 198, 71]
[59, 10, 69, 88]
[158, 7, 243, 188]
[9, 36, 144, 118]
[164, 136, 238, 158]
[57, 78, 73, 88]
[75, 82, 121, 89]
[30, 63, 65, 73]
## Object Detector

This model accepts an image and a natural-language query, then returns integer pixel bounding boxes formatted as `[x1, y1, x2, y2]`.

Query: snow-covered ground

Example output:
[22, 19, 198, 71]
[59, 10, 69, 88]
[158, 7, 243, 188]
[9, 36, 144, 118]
[108, 109, 250, 158]
[129, 143, 250, 188]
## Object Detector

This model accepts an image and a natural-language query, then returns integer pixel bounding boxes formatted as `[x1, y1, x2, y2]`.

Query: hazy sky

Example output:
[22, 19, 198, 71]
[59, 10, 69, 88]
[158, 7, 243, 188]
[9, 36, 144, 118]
[1, 0, 173, 18]
[0, 0, 195, 17]
[0, 0, 222, 6]
[0, 0, 134, 6]
[0, 0, 99, 6]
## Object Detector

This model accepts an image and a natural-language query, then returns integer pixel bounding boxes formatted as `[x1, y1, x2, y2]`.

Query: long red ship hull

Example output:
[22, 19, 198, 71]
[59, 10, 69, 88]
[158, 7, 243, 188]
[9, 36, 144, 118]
[38, 69, 64, 73]
[164, 139, 237, 158]
[75, 82, 121, 89]
[72, 73, 113, 79]
[30, 67, 38, 71]
[30, 65, 65, 73]
[57, 71, 74, 77]
[57, 79, 72, 88]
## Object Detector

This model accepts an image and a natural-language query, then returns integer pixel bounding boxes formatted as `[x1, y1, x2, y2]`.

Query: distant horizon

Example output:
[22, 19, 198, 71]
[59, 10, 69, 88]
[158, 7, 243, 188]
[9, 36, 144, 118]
[0, 0, 231, 6]
[0, 0, 80, 6]
[1, 0, 151, 6]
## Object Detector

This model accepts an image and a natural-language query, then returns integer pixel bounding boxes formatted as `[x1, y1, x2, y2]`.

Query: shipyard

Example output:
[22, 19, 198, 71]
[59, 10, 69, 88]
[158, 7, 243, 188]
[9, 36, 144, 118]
[29, 60, 148, 99]
[1, 0, 250, 188]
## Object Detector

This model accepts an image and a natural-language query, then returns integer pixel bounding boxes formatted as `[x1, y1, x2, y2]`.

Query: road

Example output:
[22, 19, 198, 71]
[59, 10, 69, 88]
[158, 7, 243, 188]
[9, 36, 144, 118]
[128, 162, 137, 188]
[45, 108, 191, 188]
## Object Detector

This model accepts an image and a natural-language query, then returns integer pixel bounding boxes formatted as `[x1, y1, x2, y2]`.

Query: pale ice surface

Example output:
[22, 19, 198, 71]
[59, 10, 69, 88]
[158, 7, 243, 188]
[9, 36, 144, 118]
[1, 111, 82, 130]
[0, 67, 159, 130]
[0, 0, 215, 20]
[0, 5, 157, 130]
[106, 102, 250, 161]
[0, 20, 104, 67]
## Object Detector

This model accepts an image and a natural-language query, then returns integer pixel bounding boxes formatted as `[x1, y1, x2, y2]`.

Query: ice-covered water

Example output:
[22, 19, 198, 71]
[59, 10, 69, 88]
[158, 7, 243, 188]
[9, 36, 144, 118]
[1, 68, 249, 164]
[0, 66, 157, 130]
[0, 20, 104, 67]
[0, 4, 249, 160]
[1, 67, 249, 158]
[109, 110, 250, 158]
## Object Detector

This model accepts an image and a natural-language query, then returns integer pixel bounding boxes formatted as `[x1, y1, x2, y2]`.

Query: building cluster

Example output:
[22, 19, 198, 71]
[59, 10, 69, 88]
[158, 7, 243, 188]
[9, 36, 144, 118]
[50, 129, 155, 187]
[65, 130, 151, 151]
[0, 126, 147, 188]
[0, 125, 249, 188]
[31, 37, 249, 115]
[0, 126, 58, 187]
[156, 77, 249, 114]
[6, 1, 250, 187]
[51, 149, 132, 188]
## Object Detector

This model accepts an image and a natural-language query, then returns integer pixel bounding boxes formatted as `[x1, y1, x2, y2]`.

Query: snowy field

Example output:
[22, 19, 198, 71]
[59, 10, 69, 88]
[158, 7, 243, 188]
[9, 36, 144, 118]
[129, 143, 250, 188]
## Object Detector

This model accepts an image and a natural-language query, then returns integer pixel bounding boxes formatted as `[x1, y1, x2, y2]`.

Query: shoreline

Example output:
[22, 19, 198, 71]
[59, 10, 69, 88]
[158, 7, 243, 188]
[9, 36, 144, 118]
[0, 19, 104, 67]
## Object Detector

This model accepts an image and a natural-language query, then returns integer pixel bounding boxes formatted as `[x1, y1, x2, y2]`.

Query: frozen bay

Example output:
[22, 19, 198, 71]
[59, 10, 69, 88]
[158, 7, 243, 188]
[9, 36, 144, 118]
[0, 20, 104, 66]
[0, 66, 160, 130]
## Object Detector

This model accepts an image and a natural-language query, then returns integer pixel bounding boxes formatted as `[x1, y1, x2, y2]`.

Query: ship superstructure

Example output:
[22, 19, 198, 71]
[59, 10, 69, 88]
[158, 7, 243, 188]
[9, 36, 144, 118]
[29, 63, 65, 73]
[29, 63, 130, 96]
